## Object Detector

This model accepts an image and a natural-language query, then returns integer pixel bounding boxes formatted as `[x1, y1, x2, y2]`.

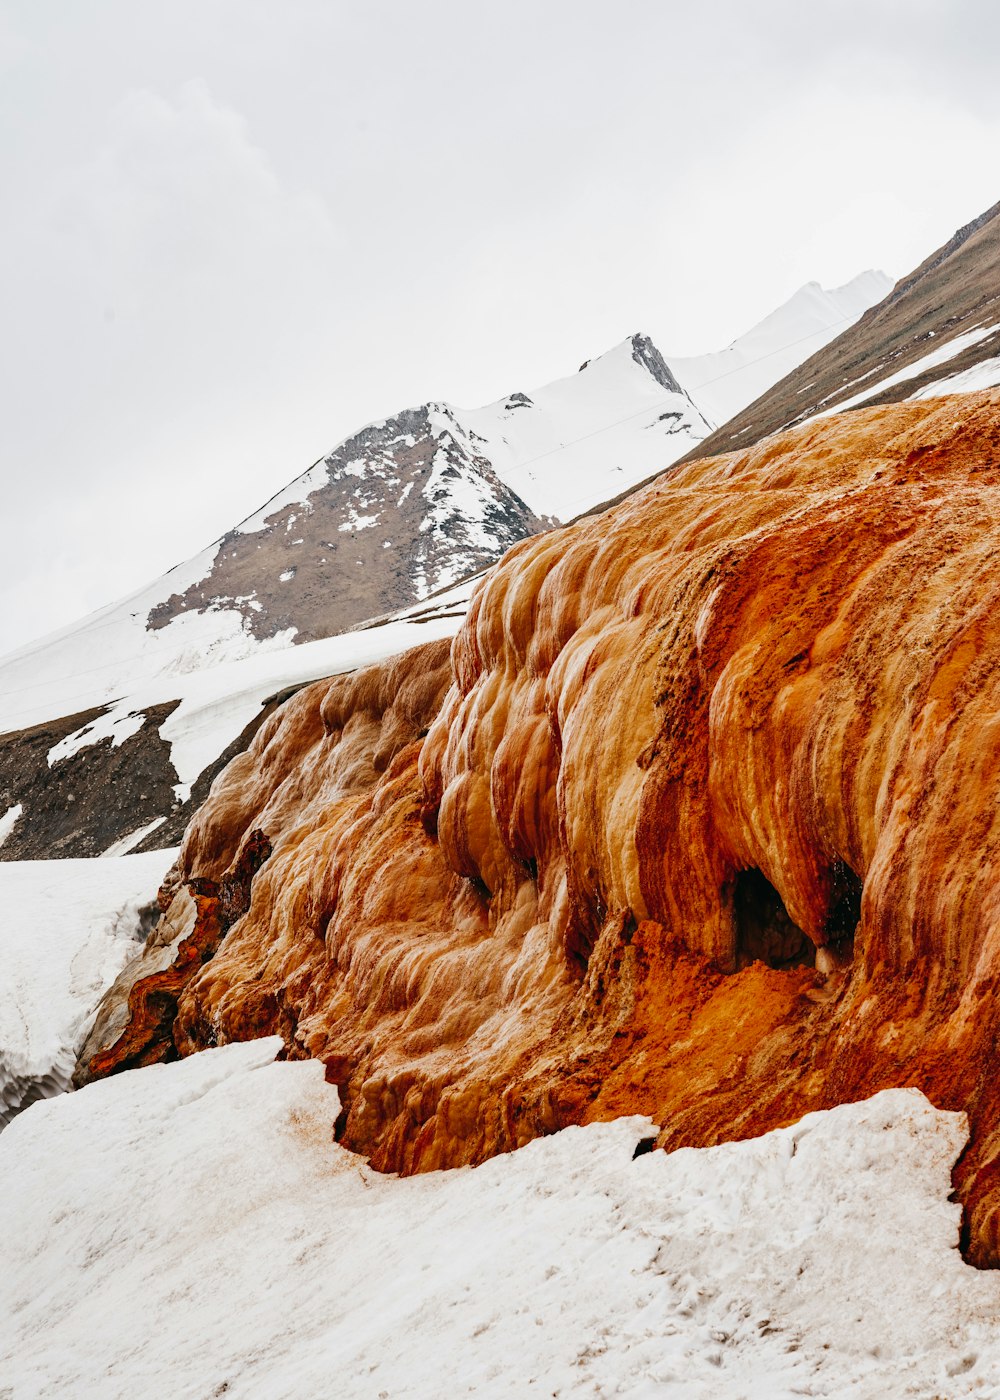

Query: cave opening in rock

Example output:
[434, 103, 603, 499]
[732, 868, 813, 971]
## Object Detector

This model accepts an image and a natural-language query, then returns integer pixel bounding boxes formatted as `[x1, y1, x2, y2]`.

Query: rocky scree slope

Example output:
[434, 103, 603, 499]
[78, 386, 1000, 1269]
[691, 198, 1000, 457]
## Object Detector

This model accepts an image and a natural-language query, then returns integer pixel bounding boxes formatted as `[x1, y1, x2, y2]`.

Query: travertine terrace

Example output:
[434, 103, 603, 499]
[80, 388, 1000, 1267]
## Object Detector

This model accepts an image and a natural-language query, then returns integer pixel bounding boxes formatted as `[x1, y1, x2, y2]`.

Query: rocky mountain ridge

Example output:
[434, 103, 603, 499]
[691, 199, 1000, 457]
[0, 278, 892, 865]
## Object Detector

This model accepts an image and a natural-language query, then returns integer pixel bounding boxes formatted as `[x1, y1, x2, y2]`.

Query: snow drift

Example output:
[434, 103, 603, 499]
[5, 1040, 1000, 1397]
[0, 850, 176, 1123]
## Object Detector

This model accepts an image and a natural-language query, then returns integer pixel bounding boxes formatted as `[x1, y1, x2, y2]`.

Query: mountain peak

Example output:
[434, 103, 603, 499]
[666, 271, 893, 427]
[685, 198, 1000, 455]
[629, 332, 684, 394]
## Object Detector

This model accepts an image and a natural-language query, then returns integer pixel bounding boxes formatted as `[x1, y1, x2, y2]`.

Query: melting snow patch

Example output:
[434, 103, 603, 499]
[47, 707, 146, 768]
[2, 1046, 999, 1397]
[101, 817, 168, 858]
[0, 851, 177, 1126]
[808, 323, 1000, 421]
[911, 355, 1000, 400]
[0, 802, 23, 849]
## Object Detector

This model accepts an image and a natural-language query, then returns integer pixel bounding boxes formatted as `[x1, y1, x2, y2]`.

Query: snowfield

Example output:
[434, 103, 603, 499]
[0, 582, 471, 799]
[668, 270, 892, 429]
[806, 322, 1000, 422]
[0, 850, 177, 1126]
[1, 1038, 998, 1398]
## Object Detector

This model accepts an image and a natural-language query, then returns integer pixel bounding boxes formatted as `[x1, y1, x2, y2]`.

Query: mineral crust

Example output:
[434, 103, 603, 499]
[81, 389, 1000, 1266]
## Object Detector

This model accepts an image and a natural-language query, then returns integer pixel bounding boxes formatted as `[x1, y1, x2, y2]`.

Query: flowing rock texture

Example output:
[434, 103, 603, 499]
[80, 387, 1000, 1267]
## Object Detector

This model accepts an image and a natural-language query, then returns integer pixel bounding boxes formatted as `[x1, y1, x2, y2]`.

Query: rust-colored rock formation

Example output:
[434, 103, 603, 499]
[74, 832, 272, 1084]
[85, 388, 1000, 1266]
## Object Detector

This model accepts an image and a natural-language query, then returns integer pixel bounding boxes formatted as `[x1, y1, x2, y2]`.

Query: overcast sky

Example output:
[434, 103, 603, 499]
[1, 0, 998, 655]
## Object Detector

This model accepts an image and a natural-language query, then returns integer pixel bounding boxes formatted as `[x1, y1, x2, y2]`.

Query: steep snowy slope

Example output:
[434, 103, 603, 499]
[668, 269, 892, 427]
[0, 850, 175, 1123]
[691, 198, 1000, 456]
[463, 333, 711, 519]
[0, 335, 705, 746]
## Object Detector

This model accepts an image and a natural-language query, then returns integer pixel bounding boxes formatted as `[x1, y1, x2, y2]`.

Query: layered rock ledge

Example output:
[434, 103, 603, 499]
[79, 388, 1000, 1267]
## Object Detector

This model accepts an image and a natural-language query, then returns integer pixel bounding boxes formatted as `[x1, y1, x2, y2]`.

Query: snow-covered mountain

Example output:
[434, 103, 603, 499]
[0, 283, 892, 865]
[693, 199, 1000, 456]
[668, 269, 893, 427]
[459, 333, 711, 519]
[0, 334, 708, 749]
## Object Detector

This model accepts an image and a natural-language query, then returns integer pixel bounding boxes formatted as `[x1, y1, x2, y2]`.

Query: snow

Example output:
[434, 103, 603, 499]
[669, 270, 892, 427]
[101, 816, 168, 857]
[1, 1040, 998, 1397]
[0, 580, 471, 792]
[809, 322, 1000, 420]
[418, 420, 521, 567]
[106, 579, 471, 788]
[911, 354, 1000, 399]
[47, 705, 146, 767]
[463, 338, 713, 520]
[234, 455, 329, 535]
[337, 511, 379, 531]
[0, 572, 293, 743]
[152, 587, 468, 785]
[0, 850, 177, 1125]
[0, 801, 23, 849]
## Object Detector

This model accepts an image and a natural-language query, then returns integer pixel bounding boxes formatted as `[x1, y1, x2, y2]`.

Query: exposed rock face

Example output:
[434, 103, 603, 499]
[0, 702, 181, 859]
[629, 333, 685, 394]
[148, 406, 549, 645]
[83, 388, 1000, 1267]
[0, 686, 301, 861]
